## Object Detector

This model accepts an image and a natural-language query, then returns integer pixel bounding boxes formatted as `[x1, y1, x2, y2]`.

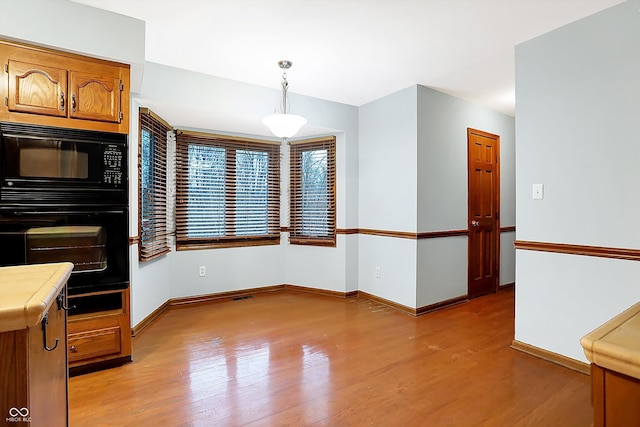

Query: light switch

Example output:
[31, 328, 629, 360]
[533, 184, 544, 200]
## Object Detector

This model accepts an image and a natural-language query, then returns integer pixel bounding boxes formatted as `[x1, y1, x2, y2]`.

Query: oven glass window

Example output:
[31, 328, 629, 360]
[25, 225, 107, 272]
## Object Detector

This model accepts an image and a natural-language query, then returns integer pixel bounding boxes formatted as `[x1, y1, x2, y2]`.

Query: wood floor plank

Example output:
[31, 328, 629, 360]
[69, 289, 592, 426]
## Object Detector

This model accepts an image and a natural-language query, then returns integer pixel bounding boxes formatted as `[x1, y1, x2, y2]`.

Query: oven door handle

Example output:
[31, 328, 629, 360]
[8, 209, 126, 215]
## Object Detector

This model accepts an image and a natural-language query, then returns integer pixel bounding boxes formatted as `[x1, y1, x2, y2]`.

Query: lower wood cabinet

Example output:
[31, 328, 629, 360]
[67, 287, 132, 372]
[68, 326, 122, 363]
[591, 363, 640, 426]
[0, 290, 68, 427]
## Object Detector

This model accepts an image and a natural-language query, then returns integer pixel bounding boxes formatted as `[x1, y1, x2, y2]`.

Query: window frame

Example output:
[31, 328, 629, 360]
[138, 107, 172, 261]
[175, 130, 281, 250]
[289, 136, 337, 247]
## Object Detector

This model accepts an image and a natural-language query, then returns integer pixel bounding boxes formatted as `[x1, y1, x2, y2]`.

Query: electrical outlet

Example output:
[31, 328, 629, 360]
[375, 267, 381, 278]
[199, 266, 206, 277]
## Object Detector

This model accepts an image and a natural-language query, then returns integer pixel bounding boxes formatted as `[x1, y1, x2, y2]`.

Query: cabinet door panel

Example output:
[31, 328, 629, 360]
[69, 69, 121, 123]
[8, 59, 67, 117]
[68, 326, 121, 362]
[28, 301, 67, 427]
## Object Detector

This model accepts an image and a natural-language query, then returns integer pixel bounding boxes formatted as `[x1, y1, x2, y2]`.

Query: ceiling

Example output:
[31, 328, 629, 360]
[71, 0, 624, 117]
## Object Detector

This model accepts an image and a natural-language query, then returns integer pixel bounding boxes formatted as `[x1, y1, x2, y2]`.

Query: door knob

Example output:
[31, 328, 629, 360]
[471, 220, 479, 227]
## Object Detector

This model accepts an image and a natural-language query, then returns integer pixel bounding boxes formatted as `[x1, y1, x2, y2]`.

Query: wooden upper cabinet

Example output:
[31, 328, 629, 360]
[8, 59, 68, 117]
[69, 68, 122, 123]
[1, 40, 130, 134]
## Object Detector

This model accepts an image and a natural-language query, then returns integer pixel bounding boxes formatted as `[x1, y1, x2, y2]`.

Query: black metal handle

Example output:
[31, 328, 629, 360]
[41, 312, 59, 352]
[60, 92, 65, 110]
[57, 293, 75, 311]
[71, 93, 76, 112]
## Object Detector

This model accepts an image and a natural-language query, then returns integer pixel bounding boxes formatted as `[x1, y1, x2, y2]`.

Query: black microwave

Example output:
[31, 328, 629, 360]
[0, 122, 127, 207]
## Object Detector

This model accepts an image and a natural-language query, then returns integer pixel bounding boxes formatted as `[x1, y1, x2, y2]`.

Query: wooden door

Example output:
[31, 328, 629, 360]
[467, 128, 500, 299]
[69, 67, 121, 123]
[7, 59, 68, 117]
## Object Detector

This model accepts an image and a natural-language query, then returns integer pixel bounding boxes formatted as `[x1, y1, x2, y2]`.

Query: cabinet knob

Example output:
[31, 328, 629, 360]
[70, 345, 78, 353]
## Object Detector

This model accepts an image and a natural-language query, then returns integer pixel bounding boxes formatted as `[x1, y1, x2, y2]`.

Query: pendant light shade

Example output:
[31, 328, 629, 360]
[262, 60, 306, 140]
[261, 113, 307, 139]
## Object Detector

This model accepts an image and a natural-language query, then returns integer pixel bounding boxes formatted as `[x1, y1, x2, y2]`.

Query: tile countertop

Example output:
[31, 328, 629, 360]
[581, 302, 640, 380]
[0, 262, 73, 333]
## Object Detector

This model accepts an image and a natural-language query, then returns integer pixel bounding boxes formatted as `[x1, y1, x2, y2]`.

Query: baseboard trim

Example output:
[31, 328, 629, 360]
[170, 285, 285, 307]
[133, 284, 496, 336]
[131, 300, 170, 337]
[133, 285, 356, 336]
[499, 282, 515, 291]
[511, 340, 589, 375]
[357, 290, 417, 316]
[355, 291, 470, 317]
[415, 295, 469, 316]
[285, 284, 359, 299]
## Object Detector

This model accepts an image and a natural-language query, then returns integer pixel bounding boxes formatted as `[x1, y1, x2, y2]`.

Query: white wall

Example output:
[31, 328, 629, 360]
[416, 85, 516, 232]
[515, 0, 640, 361]
[416, 85, 516, 307]
[1, 0, 518, 328]
[358, 86, 418, 231]
[417, 237, 468, 306]
[0, 0, 361, 324]
[168, 245, 286, 298]
[0, 0, 145, 91]
[356, 84, 516, 309]
[358, 235, 418, 307]
[358, 86, 418, 307]
[516, 251, 640, 360]
[127, 100, 173, 324]
[130, 62, 359, 324]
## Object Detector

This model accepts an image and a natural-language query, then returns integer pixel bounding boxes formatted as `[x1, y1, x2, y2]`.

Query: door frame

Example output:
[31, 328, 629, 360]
[467, 128, 500, 298]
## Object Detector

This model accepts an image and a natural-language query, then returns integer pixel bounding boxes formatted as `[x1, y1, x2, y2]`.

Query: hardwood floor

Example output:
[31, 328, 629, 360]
[69, 289, 592, 426]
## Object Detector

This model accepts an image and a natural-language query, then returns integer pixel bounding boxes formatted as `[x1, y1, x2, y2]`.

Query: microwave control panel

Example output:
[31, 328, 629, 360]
[103, 144, 125, 186]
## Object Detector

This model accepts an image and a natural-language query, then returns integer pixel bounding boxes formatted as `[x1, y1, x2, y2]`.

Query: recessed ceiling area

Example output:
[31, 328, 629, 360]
[71, 0, 624, 117]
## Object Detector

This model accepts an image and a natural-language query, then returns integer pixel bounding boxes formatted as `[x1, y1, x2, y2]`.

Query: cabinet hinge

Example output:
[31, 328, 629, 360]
[4, 63, 7, 73]
[119, 80, 124, 91]
[119, 111, 123, 122]
[4, 96, 7, 106]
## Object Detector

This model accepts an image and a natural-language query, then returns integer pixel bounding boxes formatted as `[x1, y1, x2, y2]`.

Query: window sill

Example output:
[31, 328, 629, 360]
[177, 237, 280, 250]
[289, 237, 336, 247]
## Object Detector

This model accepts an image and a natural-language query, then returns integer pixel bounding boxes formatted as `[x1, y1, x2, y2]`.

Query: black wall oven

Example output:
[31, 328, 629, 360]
[0, 122, 129, 296]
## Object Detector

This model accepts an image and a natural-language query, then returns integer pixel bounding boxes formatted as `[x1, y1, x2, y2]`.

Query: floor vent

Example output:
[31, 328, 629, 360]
[232, 295, 254, 301]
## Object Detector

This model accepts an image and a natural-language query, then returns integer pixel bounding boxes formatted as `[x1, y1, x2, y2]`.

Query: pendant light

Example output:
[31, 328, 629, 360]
[262, 60, 307, 141]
